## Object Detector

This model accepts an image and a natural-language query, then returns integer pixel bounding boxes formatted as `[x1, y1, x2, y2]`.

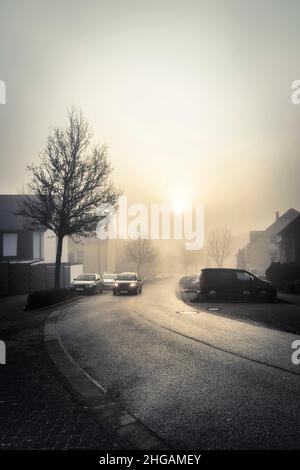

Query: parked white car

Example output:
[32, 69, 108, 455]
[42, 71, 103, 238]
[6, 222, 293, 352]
[102, 273, 116, 290]
[71, 273, 103, 294]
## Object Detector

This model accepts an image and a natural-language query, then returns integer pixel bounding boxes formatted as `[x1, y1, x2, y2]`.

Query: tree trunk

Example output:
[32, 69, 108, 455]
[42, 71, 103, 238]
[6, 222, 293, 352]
[55, 236, 63, 288]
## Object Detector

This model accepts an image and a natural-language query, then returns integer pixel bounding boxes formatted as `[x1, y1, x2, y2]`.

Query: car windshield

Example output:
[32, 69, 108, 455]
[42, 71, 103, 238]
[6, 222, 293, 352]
[116, 274, 137, 281]
[77, 274, 96, 281]
[103, 274, 115, 279]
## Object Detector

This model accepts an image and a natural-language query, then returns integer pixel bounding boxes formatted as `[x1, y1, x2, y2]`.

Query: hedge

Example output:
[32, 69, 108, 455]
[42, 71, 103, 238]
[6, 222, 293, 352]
[266, 262, 300, 291]
[26, 288, 70, 310]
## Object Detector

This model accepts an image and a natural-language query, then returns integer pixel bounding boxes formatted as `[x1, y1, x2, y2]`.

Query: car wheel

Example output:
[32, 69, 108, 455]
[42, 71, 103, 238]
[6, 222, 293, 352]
[113, 291, 117, 295]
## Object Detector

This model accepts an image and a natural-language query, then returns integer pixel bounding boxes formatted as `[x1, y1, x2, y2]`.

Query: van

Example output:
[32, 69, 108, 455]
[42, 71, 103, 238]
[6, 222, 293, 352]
[199, 268, 276, 301]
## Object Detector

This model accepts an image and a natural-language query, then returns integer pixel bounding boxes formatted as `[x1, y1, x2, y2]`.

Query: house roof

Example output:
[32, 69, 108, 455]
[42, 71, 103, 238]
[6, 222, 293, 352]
[238, 208, 299, 253]
[0, 195, 39, 231]
[278, 213, 300, 235]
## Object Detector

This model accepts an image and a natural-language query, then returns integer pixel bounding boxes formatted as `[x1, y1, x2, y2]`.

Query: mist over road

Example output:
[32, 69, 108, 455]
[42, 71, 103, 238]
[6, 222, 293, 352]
[56, 278, 300, 449]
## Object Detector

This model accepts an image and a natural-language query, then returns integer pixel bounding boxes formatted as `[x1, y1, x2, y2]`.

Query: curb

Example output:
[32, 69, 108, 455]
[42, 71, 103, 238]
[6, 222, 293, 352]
[44, 309, 168, 450]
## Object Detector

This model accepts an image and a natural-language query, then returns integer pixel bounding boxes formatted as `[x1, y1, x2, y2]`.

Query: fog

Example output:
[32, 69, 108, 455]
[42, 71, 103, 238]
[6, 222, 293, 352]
[1, 0, 300, 268]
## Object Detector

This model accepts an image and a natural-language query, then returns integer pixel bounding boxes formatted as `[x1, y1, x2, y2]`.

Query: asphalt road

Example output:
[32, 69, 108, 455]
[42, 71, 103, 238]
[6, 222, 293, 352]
[56, 278, 300, 449]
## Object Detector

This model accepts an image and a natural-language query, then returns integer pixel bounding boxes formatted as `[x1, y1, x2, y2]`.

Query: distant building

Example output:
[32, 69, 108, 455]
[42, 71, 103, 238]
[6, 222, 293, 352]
[236, 209, 299, 277]
[69, 237, 116, 273]
[277, 214, 300, 264]
[69, 237, 160, 276]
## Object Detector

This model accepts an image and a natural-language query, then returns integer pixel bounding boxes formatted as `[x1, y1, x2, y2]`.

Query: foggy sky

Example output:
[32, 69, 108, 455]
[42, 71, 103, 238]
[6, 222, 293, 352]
[1, 0, 300, 237]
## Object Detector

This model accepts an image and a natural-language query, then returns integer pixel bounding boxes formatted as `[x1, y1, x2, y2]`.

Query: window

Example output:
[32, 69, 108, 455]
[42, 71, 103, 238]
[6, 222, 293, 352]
[236, 271, 252, 282]
[116, 274, 137, 281]
[219, 271, 236, 282]
[3, 233, 17, 256]
[76, 274, 97, 281]
[204, 270, 219, 281]
[33, 232, 41, 259]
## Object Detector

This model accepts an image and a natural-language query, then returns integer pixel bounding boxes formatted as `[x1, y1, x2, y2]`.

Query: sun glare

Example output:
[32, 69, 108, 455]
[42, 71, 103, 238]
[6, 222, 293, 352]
[172, 200, 185, 214]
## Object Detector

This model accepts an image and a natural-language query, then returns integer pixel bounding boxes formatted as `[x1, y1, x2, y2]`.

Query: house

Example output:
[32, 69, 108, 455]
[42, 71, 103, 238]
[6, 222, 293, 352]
[277, 214, 300, 263]
[0, 195, 82, 295]
[0, 195, 68, 262]
[236, 209, 299, 277]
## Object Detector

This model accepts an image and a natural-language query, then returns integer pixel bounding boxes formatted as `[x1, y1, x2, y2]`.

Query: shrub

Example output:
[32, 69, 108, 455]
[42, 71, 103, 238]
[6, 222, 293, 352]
[284, 279, 300, 294]
[266, 262, 300, 290]
[26, 288, 70, 310]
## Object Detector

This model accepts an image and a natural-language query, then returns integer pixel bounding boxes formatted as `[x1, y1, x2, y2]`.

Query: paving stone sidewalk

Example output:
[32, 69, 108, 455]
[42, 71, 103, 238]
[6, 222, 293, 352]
[0, 296, 119, 449]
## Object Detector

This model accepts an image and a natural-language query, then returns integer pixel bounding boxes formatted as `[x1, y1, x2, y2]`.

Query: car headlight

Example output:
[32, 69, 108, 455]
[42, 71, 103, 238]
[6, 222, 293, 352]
[114, 282, 119, 287]
[130, 282, 136, 287]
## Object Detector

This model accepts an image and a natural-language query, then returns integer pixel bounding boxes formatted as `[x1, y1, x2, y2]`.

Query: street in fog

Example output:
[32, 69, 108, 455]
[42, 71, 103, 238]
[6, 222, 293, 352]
[56, 278, 300, 449]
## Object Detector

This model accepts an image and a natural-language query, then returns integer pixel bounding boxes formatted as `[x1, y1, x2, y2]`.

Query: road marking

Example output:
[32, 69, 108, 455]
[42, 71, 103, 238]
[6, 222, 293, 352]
[176, 310, 199, 315]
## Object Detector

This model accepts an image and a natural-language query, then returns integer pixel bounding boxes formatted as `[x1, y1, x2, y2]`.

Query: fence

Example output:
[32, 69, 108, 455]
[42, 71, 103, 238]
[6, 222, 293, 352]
[0, 262, 83, 296]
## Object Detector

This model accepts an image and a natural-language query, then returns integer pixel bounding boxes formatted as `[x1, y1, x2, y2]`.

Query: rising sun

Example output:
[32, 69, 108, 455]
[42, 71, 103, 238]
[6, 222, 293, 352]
[172, 200, 185, 214]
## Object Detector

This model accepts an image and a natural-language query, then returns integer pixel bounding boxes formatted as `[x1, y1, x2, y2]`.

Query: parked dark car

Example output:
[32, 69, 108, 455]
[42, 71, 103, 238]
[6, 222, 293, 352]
[71, 273, 103, 294]
[199, 268, 276, 301]
[113, 272, 143, 295]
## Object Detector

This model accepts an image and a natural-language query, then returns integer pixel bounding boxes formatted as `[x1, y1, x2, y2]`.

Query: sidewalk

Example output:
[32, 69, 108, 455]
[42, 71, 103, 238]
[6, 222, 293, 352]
[0, 296, 121, 449]
[277, 292, 300, 307]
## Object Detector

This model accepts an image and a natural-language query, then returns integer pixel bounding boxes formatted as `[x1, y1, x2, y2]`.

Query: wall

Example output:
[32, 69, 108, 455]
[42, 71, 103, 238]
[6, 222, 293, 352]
[0, 262, 82, 296]
[66, 264, 83, 284]
[83, 238, 115, 273]
[43, 230, 57, 262]
[0, 263, 9, 295]
[43, 230, 69, 263]
[280, 221, 300, 263]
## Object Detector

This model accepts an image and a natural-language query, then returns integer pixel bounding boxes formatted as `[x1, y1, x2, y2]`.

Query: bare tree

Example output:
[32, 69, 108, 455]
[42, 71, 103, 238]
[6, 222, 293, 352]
[207, 228, 232, 268]
[125, 238, 157, 277]
[17, 108, 120, 288]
